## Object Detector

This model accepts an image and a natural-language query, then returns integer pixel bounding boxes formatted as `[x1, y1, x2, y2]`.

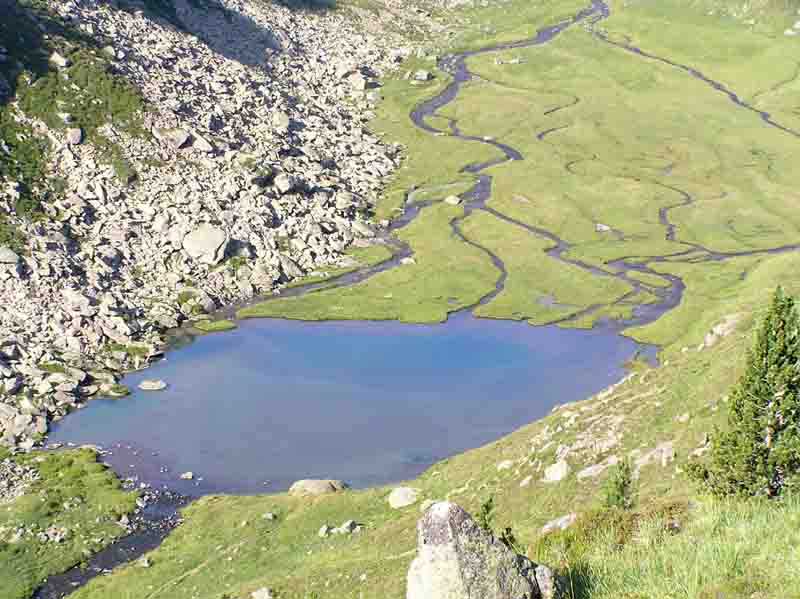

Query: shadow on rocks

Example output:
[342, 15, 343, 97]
[115, 0, 335, 69]
[0, 0, 98, 106]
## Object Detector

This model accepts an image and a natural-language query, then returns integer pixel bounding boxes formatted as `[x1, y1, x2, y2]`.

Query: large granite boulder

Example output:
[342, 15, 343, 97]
[407, 501, 557, 599]
[182, 225, 229, 265]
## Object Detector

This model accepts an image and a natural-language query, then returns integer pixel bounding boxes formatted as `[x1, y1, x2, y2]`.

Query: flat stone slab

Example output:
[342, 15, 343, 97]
[138, 379, 167, 391]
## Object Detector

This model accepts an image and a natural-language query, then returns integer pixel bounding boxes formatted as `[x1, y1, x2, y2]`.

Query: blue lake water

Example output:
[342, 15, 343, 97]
[49, 313, 649, 495]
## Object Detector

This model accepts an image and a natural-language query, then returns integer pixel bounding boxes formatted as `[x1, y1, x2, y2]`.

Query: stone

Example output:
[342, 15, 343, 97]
[251, 588, 274, 599]
[541, 512, 577, 535]
[183, 225, 229, 265]
[444, 195, 462, 206]
[66, 128, 83, 145]
[595, 223, 611, 232]
[154, 127, 191, 151]
[577, 455, 619, 480]
[542, 459, 570, 483]
[334, 519, 359, 534]
[348, 72, 368, 91]
[138, 379, 167, 391]
[0, 247, 19, 264]
[191, 133, 214, 153]
[496, 459, 514, 471]
[388, 487, 420, 509]
[406, 502, 555, 599]
[414, 70, 433, 81]
[180, 471, 194, 480]
[272, 111, 291, 131]
[273, 173, 297, 194]
[49, 52, 70, 68]
[288, 479, 349, 496]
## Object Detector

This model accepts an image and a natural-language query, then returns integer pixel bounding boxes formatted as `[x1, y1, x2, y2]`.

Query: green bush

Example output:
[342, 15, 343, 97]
[603, 458, 636, 510]
[689, 287, 800, 498]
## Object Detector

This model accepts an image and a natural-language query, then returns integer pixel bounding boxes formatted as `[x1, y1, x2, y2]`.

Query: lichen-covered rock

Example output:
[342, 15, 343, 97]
[406, 501, 557, 599]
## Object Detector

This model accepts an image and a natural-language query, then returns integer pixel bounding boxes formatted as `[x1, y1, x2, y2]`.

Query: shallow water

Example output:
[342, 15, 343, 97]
[50, 314, 649, 495]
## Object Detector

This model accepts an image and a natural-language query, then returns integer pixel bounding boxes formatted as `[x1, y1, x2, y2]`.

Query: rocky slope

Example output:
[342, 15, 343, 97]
[0, 0, 443, 447]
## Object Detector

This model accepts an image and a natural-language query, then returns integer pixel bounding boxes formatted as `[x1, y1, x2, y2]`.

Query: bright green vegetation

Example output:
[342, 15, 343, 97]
[369, 57, 503, 222]
[239, 203, 499, 323]
[461, 211, 633, 324]
[0, 449, 137, 599]
[248, 0, 800, 336]
[70, 255, 800, 599]
[689, 287, 800, 498]
[534, 496, 800, 599]
[194, 319, 238, 333]
[17, 48, 145, 183]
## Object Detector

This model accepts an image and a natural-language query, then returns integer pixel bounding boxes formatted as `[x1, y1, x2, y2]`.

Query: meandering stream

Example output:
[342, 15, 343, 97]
[38, 0, 800, 594]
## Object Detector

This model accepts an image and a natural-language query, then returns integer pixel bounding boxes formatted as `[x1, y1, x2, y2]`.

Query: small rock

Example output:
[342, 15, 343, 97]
[251, 588, 274, 599]
[542, 459, 570, 483]
[595, 223, 611, 233]
[444, 195, 462, 206]
[496, 459, 514, 471]
[138, 379, 167, 391]
[0, 247, 19, 264]
[180, 471, 194, 480]
[66, 128, 83, 145]
[414, 70, 433, 81]
[541, 512, 577, 535]
[50, 52, 71, 68]
[155, 127, 191, 151]
[388, 487, 420, 509]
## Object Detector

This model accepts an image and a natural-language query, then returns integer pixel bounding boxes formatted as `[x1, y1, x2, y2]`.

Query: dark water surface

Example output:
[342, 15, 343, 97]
[50, 314, 647, 495]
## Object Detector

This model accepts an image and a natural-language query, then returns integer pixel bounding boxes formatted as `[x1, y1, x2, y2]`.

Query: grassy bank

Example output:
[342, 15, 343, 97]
[0, 449, 137, 599]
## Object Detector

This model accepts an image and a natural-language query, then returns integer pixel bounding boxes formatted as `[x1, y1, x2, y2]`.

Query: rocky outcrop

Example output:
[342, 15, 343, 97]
[407, 501, 557, 599]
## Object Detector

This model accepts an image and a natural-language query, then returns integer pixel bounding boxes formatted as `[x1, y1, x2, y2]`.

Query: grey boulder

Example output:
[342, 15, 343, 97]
[183, 225, 229, 265]
[0, 247, 19, 264]
[288, 479, 349, 497]
[406, 501, 557, 599]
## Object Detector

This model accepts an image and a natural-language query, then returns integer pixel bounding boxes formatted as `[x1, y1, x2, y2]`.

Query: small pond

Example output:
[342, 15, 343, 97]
[49, 313, 650, 495]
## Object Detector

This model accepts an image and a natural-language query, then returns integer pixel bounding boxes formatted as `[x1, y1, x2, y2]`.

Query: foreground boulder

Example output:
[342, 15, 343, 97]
[407, 501, 556, 599]
[288, 479, 349, 497]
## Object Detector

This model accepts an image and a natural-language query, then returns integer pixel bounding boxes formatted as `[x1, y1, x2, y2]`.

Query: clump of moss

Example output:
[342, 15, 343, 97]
[107, 383, 130, 398]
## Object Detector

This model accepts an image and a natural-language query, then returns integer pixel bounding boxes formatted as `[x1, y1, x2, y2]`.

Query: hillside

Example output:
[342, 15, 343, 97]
[3, 0, 800, 597]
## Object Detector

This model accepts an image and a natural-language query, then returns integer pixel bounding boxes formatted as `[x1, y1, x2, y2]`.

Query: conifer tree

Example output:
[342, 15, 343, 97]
[689, 287, 800, 497]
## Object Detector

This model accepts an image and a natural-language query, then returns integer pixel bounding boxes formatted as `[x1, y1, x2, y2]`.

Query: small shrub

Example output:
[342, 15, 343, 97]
[688, 287, 800, 498]
[477, 495, 495, 533]
[603, 458, 636, 510]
